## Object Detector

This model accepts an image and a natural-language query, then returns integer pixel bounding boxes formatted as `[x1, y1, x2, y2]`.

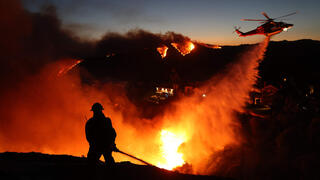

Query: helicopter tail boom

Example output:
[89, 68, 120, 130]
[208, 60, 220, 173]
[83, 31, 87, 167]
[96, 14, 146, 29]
[235, 29, 244, 37]
[235, 28, 262, 37]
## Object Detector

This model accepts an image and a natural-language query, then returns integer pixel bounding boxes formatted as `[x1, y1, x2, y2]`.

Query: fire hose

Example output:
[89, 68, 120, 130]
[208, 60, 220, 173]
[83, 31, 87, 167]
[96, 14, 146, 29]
[115, 149, 154, 167]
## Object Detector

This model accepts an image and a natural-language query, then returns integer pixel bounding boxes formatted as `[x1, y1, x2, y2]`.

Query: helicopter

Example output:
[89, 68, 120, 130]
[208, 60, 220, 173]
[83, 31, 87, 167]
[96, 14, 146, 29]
[235, 12, 296, 37]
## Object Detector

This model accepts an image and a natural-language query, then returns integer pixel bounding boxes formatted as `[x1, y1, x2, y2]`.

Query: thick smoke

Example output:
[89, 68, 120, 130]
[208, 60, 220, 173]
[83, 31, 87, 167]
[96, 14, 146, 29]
[0, 0, 93, 153]
[0, 0, 265, 166]
[4, 1, 317, 180]
[96, 29, 190, 56]
[0, 0, 93, 87]
[158, 38, 270, 174]
[0, 0, 205, 162]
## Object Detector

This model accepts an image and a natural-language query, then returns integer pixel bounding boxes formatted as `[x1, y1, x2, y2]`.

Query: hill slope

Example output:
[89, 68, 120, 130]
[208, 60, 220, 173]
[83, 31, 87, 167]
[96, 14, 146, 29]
[0, 152, 232, 180]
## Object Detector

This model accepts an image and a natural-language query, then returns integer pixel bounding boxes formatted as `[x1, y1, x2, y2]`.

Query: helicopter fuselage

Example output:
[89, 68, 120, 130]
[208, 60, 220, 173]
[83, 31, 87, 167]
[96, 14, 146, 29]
[236, 21, 293, 37]
[235, 12, 296, 37]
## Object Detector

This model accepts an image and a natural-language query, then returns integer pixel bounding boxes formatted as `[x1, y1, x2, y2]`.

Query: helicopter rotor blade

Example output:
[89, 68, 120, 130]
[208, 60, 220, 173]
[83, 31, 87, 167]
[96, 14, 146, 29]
[261, 12, 272, 20]
[241, 19, 266, 21]
[274, 12, 297, 20]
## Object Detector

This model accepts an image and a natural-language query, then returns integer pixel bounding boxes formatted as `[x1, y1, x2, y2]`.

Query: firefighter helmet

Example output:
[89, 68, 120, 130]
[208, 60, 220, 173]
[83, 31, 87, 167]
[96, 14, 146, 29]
[91, 102, 104, 112]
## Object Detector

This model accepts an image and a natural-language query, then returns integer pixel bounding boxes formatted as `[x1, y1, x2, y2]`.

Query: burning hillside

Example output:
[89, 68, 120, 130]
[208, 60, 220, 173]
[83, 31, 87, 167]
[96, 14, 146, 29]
[0, 27, 269, 175]
[0, 0, 266, 173]
[157, 45, 168, 58]
[0, 0, 266, 174]
[171, 41, 195, 56]
[2, 1, 320, 180]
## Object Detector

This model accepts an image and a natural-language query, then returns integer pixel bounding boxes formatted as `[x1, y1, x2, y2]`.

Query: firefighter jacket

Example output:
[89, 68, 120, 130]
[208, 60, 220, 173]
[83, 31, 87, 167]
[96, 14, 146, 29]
[85, 113, 116, 148]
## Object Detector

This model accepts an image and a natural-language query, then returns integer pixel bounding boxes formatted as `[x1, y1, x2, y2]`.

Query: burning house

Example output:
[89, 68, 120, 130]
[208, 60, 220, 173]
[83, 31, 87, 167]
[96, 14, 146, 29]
[148, 87, 174, 104]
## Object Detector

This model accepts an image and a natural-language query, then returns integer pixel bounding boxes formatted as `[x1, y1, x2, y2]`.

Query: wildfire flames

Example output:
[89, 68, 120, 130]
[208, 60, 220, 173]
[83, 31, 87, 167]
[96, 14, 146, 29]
[171, 41, 195, 56]
[204, 44, 221, 49]
[3, 2, 316, 179]
[57, 59, 82, 77]
[157, 42, 220, 59]
[157, 130, 187, 170]
[0, 5, 271, 173]
[195, 42, 222, 49]
[0, 0, 277, 177]
[157, 45, 168, 58]
[0, 37, 269, 175]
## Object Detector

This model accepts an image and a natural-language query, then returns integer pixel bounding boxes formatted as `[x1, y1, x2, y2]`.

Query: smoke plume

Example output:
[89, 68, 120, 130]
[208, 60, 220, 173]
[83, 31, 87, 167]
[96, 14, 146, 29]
[2, 1, 295, 179]
[0, 0, 93, 87]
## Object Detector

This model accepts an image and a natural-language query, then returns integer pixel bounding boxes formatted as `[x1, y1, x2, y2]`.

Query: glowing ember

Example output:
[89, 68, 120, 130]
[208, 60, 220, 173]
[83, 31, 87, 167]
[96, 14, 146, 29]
[211, 45, 221, 49]
[157, 45, 168, 58]
[189, 42, 195, 51]
[196, 42, 222, 49]
[57, 59, 82, 77]
[157, 130, 186, 170]
[171, 41, 195, 56]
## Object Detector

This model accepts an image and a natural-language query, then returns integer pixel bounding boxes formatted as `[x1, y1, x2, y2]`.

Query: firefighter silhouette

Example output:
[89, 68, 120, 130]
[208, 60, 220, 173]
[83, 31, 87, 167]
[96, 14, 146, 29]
[85, 103, 118, 169]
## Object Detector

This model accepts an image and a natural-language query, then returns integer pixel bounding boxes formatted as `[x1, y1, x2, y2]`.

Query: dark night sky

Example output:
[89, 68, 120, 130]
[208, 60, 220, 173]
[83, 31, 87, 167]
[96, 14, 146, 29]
[22, 0, 320, 45]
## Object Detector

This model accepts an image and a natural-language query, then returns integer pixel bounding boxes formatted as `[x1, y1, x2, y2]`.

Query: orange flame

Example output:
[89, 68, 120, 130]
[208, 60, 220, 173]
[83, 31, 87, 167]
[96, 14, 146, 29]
[196, 42, 222, 49]
[171, 41, 195, 56]
[157, 45, 168, 58]
[0, 38, 270, 175]
[157, 130, 187, 170]
[208, 45, 221, 49]
[57, 59, 82, 77]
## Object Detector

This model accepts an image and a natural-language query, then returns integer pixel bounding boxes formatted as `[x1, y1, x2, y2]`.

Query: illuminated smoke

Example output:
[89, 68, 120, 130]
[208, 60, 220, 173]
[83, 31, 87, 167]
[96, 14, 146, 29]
[152, 37, 270, 173]
[0, 37, 270, 175]
[0, 0, 274, 177]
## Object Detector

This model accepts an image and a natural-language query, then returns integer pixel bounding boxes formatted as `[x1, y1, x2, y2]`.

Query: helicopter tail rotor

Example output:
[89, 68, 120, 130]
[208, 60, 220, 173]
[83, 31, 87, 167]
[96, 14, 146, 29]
[234, 26, 244, 36]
